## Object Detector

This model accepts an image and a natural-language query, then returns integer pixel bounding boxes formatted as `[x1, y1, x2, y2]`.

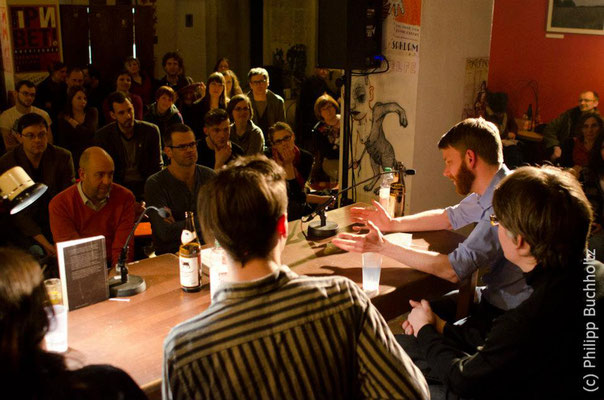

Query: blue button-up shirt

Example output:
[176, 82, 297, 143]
[446, 165, 533, 310]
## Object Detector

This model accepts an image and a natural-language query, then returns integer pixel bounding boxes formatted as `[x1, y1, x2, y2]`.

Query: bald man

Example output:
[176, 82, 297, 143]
[49, 146, 135, 267]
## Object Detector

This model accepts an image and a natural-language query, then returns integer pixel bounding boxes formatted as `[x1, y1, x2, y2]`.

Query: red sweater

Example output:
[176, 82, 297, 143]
[49, 183, 135, 265]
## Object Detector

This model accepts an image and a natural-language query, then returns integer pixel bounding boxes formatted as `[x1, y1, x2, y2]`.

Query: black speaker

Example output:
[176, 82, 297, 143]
[317, 0, 382, 69]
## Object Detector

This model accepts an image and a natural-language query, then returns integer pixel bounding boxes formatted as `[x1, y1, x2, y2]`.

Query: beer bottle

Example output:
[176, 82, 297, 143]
[179, 211, 202, 292]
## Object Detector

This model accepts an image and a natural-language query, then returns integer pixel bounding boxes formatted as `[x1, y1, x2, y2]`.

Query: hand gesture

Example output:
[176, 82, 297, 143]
[551, 146, 562, 162]
[215, 142, 232, 168]
[197, 82, 206, 99]
[592, 222, 602, 235]
[350, 200, 393, 232]
[406, 299, 436, 337]
[279, 146, 296, 165]
[332, 220, 386, 254]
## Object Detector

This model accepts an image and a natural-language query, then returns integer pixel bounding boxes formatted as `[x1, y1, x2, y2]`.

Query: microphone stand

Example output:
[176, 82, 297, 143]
[108, 205, 164, 297]
[304, 166, 415, 238]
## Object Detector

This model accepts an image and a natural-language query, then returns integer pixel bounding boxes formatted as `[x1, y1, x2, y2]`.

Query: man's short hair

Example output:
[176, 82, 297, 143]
[267, 122, 294, 143]
[48, 61, 65, 74]
[204, 108, 229, 127]
[583, 90, 600, 101]
[67, 66, 83, 76]
[247, 67, 269, 81]
[314, 93, 339, 120]
[16, 113, 48, 134]
[493, 166, 592, 269]
[437, 117, 503, 166]
[155, 85, 177, 102]
[15, 80, 35, 92]
[198, 155, 287, 264]
[162, 52, 183, 68]
[226, 94, 253, 120]
[106, 91, 131, 112]
[164, 123, 193, 147]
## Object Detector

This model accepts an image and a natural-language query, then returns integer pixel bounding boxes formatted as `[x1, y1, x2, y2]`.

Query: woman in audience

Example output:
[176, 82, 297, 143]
[222, 69, 243, 101]
[57, 86, 99, 170]
[144, 86, 183, 145]
[102, 70, 144, 123]
[191, 72, 227, 135]
[312, 93, 341, 184]
[571, 112, 603, 175]
[227, 94, 264, 155]
[125, 57, 153, 106]
[0, 247, 147, 399]
[213, 57, 230, 73]
[580, 130, 604, 262]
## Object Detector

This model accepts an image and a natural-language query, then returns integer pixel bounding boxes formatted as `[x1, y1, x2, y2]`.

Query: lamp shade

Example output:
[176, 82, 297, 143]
[0, 166, 48, 215]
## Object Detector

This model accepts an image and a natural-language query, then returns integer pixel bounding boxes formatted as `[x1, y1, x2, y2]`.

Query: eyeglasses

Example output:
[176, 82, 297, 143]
[579, 98, 595, 103]
[250, 79, 267, 85]
[233, 106, 250, 112]
[19, 91, 36, 98]
[20, 132, 47, 140]
[168, 140, 198, 150]
[273, 134, 292, 145]
[489, 214, 499, 226]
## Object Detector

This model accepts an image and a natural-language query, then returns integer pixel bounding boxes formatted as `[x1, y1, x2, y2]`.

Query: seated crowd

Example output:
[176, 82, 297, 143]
[0, 51, 601, 399]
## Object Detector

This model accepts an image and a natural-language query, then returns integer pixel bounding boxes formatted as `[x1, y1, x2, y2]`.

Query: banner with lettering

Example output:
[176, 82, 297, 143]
[348, 0, 421, 210]
[10, 5, 61, 73]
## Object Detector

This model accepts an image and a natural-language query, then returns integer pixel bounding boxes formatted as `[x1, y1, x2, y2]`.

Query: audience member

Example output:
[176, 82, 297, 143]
[94, 91, 162, 200]
[247, 67, 285, 135]
[82, 64, 110, 126]
[198, 109, 243, 170]
[0, 247, 147, 399]
[162, 155, 429, 400]
[333, 118, 532, 342]
[49, 147, 135, 267]
[102, 70, 144, 123]
[35, 61, 67, 119]
[580, 131, 604, 262]
[226, 94, 264, 155]
[145, 124, 215, 255]
[544, 90, 599, 163]
[66, 67, 85, 91]
[57, 86, 99, 170]
[0, 80, 53, 152]
[483, 91, 524, 169]
[312, 93, 341, 183]
[222, 69, 242, 101]
[190, 72, 227, 135]
[157, 52, 193, 93]
[295, 67, 335, 150]
[401, 166, 602, 398]
[213, 56, 230, 73]
[143, 86, 183, 145]
[125, 56, 154, 106]
[0, 113, 74, 257]
[569, 112, 603, 175]
[177, 85, 202, 136]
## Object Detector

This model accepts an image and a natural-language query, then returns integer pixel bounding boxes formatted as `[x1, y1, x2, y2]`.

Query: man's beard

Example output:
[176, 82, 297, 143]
[453, 161, 475, 195]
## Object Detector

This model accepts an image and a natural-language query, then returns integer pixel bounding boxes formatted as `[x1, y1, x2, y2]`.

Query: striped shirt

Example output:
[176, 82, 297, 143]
[162, 266, 429, 400]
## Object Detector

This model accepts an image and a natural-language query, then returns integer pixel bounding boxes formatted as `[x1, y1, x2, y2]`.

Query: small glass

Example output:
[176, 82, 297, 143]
[43, 278, 68, 353]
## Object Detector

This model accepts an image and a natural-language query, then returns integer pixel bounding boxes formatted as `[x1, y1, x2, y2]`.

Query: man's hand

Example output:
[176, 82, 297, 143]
[350, 200, 394, 232]
[406, 299, 436, 337]
[551, 146, 562, 161]
[279, 146, 296, 165]
[215, 142, 232, 169]
[332, 220, 386, 253]
[592, 222, 602, 235]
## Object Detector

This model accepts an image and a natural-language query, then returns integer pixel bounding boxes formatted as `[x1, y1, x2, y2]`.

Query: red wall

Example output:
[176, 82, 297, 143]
[488, 0, 604, 123]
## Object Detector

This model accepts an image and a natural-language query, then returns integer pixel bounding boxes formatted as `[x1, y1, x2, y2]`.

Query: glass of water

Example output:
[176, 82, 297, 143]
[44, 278, 68, 353]
[362, 252, 382, 295]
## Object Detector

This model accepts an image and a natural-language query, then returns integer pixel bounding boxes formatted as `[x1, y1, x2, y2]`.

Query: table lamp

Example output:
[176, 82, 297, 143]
[0, 166, 48, 214]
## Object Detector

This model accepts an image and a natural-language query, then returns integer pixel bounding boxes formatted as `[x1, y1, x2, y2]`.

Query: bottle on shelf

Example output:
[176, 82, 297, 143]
[179, 211, 202, 293]
[378, 167, 394, 213]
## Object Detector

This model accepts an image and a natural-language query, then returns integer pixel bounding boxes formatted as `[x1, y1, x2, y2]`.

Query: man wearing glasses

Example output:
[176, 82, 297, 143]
[544, 90, 599, 163]
[246, 67, 285, 135]
[0, 80, 53, 152]
[145, 123, 216, 254]
[333, 118, 532, 342]
[0, 113, 74, 258]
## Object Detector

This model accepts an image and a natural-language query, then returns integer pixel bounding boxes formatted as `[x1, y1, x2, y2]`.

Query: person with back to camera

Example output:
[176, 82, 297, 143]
[0, 247, 147, 399]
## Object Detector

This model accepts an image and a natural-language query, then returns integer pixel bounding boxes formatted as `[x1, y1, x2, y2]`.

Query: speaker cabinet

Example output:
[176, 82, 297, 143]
[317, 0, 383, 69]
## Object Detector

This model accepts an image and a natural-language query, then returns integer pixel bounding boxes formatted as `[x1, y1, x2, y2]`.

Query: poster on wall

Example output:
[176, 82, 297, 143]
[461, 57, 489, 119]
[0, 7, 13, 73]
[10, 5, 61, 73]
[348, 0, 421, 209]
[547, 0, 604, 36]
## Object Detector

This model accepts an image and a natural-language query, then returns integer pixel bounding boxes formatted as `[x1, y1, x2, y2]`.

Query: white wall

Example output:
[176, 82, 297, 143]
[410, 0, 494, 213]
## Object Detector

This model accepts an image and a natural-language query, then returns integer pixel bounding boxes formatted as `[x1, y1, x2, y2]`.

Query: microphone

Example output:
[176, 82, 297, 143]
[108, 204, 168, 297]
[304, 165, 416, 237]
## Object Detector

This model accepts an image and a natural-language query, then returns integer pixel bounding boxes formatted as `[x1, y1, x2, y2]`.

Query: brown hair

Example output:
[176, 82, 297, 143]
[267, 122, 294, 144]
[314, 93, 339, 120]
[222, 69, 243, 98]
[198, 155, 287, 264]
[437, 117, 503, 166]
[493, 166, 592, 269]
[575, 112, 603, 142]
[226, 94, 253, 120]
[155, 85, 177, 102]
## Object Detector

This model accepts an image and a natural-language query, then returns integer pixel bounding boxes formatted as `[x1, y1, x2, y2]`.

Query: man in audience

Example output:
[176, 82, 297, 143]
[49, 147, 135, 267]
[0, 113, 74, 257]
[0, 80, 53, 151]
[145, 124, 216, 254]
[247, 67, 285, 135]
[156, 52, 194, 93]
[198, 109, 243, 170]
[94, 91, 162, 200]
[333, 118, 532, 341]
[544, 90, 599, 163]
[402, 166, 601, 398]
[162, 155, 429, 400]
[35, 61, 67, 118]
[66, 67, 85, 90]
